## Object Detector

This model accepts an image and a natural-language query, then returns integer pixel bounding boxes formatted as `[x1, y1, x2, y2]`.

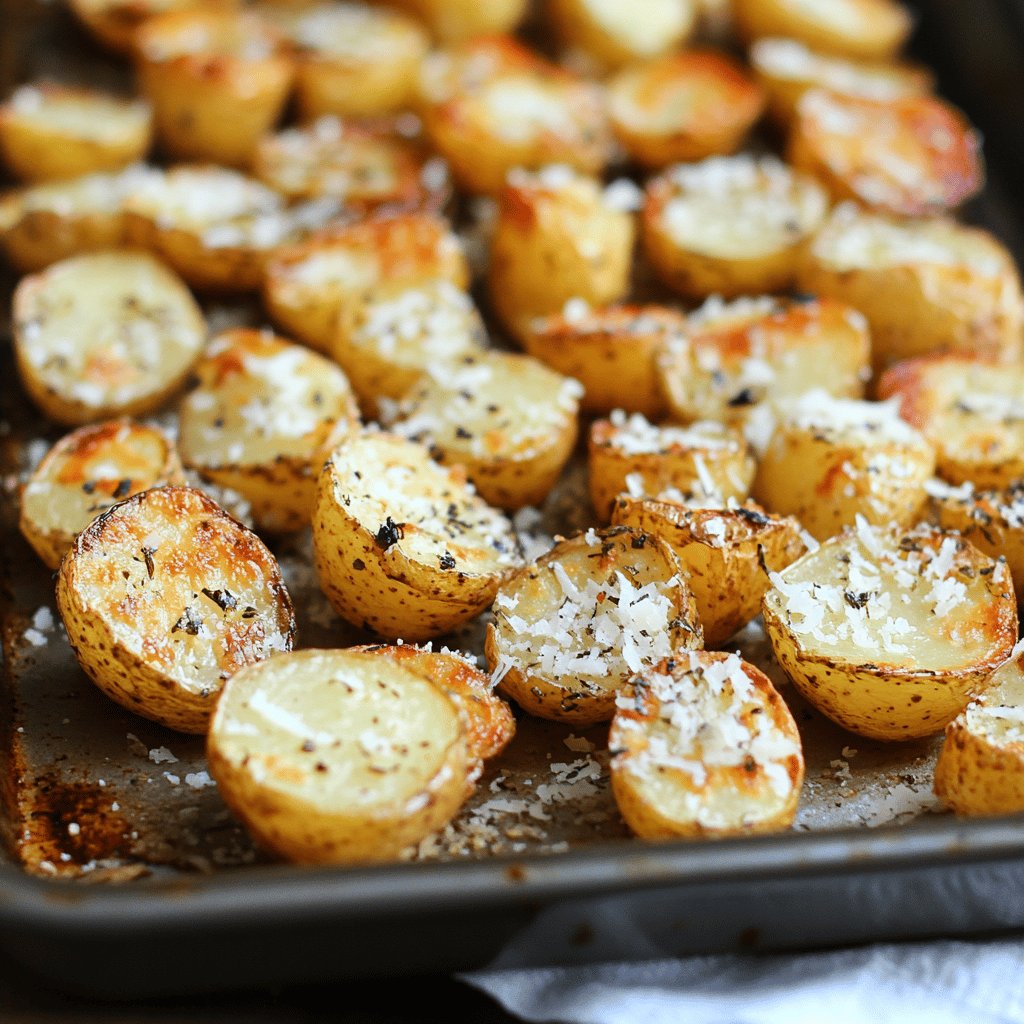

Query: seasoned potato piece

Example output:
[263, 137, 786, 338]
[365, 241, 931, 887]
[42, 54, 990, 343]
[607, 50, 764, 169]
[657, 296, 871, 451]
[550, 0, 697, 71]
[389, 351, 581, 510]
[589, 411, 755, 521]
[390, 0, 527, 44]
[733, 0, 912, 61]
[13, 249, 205, 425]
[522, 301, 683, 419]
[0, 165, 149, 273]
[135, 10, 293, 167]
[331, 279, 487, 417]
[797, 204, 1024, 372]
[56, 485, 296, 733]
[253, 116, 450, 211]
[0, 84, 152, 184]
[19, 420, 184, 570]
[418, 36, 611, 194]
[642, 155, 828, 300]
[68, 0, 239, 54]
[763, 520, 1018, 741]
[178, 329, 359, 533]
[750, 37, 932, 127]
[489, 166, 635, 340]
[878, 354, 1024, 490]
[934, 644, 1024, 816]
[753, 390, 935, 541]
[313, 431, 521, 641]
[610, 651, 804, 838]
[612, 495, 807, 648]
[124, 165, 342, 292]
[486, 526, 702, 724]
[789, 90, 982, 218]
[263, 211, 468, 353]
[207, 649, 470, 863]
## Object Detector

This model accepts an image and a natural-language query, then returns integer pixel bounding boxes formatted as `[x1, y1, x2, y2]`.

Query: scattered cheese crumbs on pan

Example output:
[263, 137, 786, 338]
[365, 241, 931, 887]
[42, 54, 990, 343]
[148, 746, 178, 765]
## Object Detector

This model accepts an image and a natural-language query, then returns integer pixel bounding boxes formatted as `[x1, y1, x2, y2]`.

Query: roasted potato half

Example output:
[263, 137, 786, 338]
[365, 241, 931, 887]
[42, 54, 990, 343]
[312, 431, 521, 641]
[389, 351, 582, 510]
[763, 521, 1018, 741]
[56, 485, 296, 733]
[19, 419, 184, 570]
[13, 249, 205, 425]
[68, 0, 240, 54]
[610, 651, 804, 838]
[390, 0, 527, 44]
[418, 36, 611, 194]
[207, 648, 471, 864]
[589, 411, 755, 521]
[796, 204, 1024, 372]
[642, 155, 828, 300]
[178, 329, 359, 534]
[934, 644, 1024, 817]
[263, 211, 469, 353]
[486, 526, 702, 724]
[612, 495, 807, 648]
[0, 84, 152, 183]
[753, 390, 935, 541]
[135, 9, 294, 167]
[607, 50, 765, 169]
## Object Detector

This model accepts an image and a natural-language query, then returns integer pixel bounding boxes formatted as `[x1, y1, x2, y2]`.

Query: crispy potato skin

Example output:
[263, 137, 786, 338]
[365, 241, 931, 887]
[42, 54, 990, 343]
[392, 0, 527, 43]
[68, 0, 240, 54]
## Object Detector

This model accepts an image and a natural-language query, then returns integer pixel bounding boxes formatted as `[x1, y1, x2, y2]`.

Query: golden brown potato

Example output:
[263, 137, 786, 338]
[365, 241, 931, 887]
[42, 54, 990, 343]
[612, 495, 807, 648]
[207, 648, 471, 863]
[68, 0, 240, 54]
[486, 526, 702, 724]
[642, 155, 828, 300]
[57, 485, 296, 733]
[797, 204, 1024, 373]
[607, 50, 765, 169]
[312, 431, 521, 641]
[135, 10, 294, 166]
[609, 651, 804, 838]
[12, 249, 205, 425]
[763, 520, 1018, 741]
[0, 84, 152, 183]
[418, 36, 611, 194]
[19, 419, 184, 570]
[390, 0, 527, 44]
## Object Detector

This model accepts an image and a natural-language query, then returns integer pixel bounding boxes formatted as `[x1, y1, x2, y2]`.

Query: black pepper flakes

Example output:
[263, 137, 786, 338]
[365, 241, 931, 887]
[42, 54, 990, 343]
[375, 516, 404, 550]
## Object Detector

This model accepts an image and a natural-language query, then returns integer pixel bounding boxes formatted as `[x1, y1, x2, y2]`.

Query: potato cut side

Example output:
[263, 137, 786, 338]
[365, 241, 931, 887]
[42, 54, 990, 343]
[608, 49, 765, 169]
[610, 650, 804, 839]
[763, 520, 1017, 740]
[389, 351, 582, 510]
[19, 419, 184, 570]
[178, 329, 359, 533]
[13, 249, 205, 425]
[934, 644, 1024, 816]
[390, 0, 527, 44]
[56, 485, 296, 733]
[642, 154, 828, 299]
[486, 526, 702, 724]
[612, 495, 807, 648]
[68, 0, 240, 54]
[753, 390, 935, 541]
[207, 648, 471, 864]
[313, 431, 521, 641]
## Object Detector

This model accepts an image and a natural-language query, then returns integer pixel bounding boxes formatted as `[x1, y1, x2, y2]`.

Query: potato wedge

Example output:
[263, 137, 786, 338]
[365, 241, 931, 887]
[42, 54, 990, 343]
[56, 485, 296, 733]
[390, 0, 527, 44]
[19, 419, 184, 570]
[13, 249, 205, 425]
[609, 650, 804, 838]
[612, 495, 807, 648]
[178, 329, 359, 533]
[763, 520, 1018, 740]
[934, 644, 1024, 816]
[389, 351, 582, 510]
[796, 204, 1024, 372]
[312, 431, 521, 641]
[486, 526, 702, 724]
[0, 84, 152, 184]
[642, 155, 828, 299]
[207, 648, 471, 863]
[68, 0, 240, 54]
[753, 390, 936, 541]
